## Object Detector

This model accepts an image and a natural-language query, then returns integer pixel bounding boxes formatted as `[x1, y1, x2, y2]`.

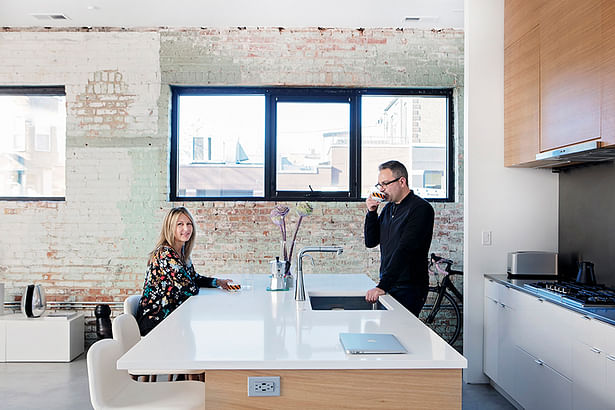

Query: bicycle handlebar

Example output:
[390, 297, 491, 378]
[430, 253, 454, 266]
[429, 253, 463, 276]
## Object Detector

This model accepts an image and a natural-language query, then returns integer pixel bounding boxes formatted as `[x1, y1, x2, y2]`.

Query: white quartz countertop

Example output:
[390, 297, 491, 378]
[117, 274, 467, 371]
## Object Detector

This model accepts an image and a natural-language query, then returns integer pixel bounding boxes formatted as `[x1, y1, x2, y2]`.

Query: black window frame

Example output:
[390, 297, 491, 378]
[0, 86, 67, 202]
[170, 86, 455, 202]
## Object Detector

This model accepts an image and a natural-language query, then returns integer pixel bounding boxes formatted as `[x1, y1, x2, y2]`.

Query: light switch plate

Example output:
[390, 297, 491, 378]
[481, 230, 492, 246]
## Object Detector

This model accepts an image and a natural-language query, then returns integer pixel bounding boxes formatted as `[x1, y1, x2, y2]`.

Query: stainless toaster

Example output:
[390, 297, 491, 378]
[507, 251, 558, 278]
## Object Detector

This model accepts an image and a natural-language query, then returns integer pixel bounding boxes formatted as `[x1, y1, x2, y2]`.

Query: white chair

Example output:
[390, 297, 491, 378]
[124, 294, 141, 317]
[87, 337, 205, 410]
[111, 314, 152, 381]
[119, 301, 206, 383]
[112, 313, 141, 354]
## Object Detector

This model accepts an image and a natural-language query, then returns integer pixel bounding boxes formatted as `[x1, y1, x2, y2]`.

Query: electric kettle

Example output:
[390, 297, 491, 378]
[576, 261, 597, 285]
[21, 284, 46, 317]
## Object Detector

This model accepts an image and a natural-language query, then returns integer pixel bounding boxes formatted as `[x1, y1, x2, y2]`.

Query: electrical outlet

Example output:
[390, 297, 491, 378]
[247, 376, 281, 397]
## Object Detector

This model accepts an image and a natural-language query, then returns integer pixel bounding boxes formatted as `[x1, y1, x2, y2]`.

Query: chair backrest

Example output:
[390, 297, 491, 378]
[112, 313, 141, 352]
[124, 294, 141, 317]
[87, 338, 131, 409]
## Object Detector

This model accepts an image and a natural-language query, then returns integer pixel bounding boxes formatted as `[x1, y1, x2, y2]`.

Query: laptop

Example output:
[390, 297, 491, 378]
[339, 333, 407, 354]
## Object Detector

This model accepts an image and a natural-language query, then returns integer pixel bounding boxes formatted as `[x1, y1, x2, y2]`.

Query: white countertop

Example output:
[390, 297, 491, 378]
[117, 274, 467, 371]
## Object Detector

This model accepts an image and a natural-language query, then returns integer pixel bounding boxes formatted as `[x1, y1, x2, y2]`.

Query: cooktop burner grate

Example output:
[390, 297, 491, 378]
[525, 281, 615, 308]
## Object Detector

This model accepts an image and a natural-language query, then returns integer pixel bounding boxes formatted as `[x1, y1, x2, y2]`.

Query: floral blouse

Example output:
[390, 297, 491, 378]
[136, 246, 215, 335]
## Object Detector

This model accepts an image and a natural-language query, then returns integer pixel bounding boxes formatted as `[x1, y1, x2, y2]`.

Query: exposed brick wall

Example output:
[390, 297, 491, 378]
[0, 28, 463, 344]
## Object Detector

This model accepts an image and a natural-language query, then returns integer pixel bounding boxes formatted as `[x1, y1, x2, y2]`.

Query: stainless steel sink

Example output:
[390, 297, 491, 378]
[309, 296, 387, 311]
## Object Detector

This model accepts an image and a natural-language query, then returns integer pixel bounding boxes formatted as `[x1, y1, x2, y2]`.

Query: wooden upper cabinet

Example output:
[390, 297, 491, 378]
[540, 0, 602, 152]
[601, 1, 615, 146]
[504, 27, 540, 167]
[504, 0, 542, 49]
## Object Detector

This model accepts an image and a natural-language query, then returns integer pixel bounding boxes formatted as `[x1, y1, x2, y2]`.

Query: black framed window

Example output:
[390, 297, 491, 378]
[171, 87, 454, 202]
[0, 86, 66, 201]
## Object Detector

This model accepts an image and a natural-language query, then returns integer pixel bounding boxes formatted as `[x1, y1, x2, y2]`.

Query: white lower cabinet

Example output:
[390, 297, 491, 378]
[606, 354, 615, 408]
[572, 340, 608, 410]
[498, 304, 517, 395]
[571, 315, 615, 410]
[514, 346, 572, 410]
[483, 280, 517, 395]
[514, 290, 572, 377]
[483, 278, 615, 410]
[483, 296, 499, 381]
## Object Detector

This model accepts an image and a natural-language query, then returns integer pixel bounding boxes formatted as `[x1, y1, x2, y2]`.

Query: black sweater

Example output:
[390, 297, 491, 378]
[364, 191, 434, 292]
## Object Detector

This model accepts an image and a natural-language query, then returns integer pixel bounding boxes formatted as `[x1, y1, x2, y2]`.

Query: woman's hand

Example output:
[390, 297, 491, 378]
[216, 278, 233, 290]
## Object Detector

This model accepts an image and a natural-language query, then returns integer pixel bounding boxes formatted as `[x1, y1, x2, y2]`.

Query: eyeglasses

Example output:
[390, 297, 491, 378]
[375, 176, 401, 190]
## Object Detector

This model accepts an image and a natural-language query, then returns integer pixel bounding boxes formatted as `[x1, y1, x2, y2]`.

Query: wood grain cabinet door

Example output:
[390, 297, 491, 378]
[504, 27, 540, 166]
[540, 0, 602, 152]
[601, 1, 615, 146]
[504, 0, 542, 49]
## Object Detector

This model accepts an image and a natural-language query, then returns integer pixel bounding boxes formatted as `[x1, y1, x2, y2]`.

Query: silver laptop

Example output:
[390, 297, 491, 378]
[339, 333, 407, 354]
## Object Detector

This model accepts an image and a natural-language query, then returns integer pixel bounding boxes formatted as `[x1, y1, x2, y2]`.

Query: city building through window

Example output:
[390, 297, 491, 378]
[171, 87, 454, 202]
[0, 87, 66, 200]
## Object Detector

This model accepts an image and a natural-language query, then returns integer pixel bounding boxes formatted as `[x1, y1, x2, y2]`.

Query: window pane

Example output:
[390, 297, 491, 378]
[0, 94, 66, 198]
[177, 95, 265, 197]
[361, 96, 448, 199]
[276, 102, 349, 191]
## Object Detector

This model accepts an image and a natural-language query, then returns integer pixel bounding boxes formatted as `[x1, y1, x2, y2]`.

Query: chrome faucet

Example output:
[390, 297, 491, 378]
[295, 246, 344, 301]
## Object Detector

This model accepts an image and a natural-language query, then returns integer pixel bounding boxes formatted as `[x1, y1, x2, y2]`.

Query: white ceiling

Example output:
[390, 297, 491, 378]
[0, 0, 464, 29]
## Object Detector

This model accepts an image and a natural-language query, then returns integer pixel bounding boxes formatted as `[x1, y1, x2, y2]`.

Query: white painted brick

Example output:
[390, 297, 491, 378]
[0, 28, 464, 344]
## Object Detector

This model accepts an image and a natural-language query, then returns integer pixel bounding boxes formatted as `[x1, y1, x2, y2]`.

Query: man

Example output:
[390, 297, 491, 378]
[364, 160, 435, 316]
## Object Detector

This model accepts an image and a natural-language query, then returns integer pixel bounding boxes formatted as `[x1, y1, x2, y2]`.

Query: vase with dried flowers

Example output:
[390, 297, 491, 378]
[270, 202, 313, 281]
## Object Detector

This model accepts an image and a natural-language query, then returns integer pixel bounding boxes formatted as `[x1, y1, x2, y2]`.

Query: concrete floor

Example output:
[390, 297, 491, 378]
[0, 353, 515, 409]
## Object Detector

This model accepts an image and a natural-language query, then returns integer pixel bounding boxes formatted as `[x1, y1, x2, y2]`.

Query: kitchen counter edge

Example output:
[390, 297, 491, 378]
[485, 274, 615, 327]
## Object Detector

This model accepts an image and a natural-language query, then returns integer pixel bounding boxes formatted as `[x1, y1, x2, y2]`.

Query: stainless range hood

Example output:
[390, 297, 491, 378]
[533, 140, 615, 169]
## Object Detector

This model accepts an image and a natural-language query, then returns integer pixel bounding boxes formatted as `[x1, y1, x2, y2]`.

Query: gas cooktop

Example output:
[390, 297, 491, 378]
[524, 281, 615, 308]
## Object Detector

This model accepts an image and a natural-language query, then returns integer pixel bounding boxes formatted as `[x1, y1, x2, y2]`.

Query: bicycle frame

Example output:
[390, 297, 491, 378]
[423, 254, 464, 346]
[442, 272, 463, 303]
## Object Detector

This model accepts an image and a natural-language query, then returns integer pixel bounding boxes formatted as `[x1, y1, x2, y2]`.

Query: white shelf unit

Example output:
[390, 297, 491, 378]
[0, 313, 84, 362]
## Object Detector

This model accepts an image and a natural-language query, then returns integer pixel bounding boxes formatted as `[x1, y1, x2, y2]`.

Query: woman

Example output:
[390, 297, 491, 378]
[136, 206, 231, 335]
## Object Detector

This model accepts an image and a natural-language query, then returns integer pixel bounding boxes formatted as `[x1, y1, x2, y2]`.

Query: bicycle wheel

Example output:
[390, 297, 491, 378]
[419, 290, 461, 346]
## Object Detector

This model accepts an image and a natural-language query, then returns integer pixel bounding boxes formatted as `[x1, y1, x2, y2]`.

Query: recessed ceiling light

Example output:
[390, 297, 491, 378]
[30, 13, 70, 21]
[87, 6, 100, 11]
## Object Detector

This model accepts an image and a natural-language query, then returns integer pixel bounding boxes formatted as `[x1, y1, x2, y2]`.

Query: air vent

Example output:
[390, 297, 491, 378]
[30, 13, 70, 21]
[404, 16, 438, 22]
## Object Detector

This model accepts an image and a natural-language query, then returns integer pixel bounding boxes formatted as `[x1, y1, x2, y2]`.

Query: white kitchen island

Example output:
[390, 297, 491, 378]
[118, 274, 466, 409]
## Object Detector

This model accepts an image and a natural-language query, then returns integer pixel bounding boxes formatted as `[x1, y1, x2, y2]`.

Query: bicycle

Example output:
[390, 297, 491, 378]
[419, 253, 463, 348]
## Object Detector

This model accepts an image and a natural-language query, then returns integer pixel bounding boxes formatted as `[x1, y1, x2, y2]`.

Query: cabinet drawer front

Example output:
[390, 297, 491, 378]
[572, 312, 602, 347]
[498, 283, 516, 308]
[514, 346, 572, 410]
[595, 319, 615, 354]
[572, 340, 609, 410]
[539, 301, 573, 377]
[513, 291, 572, 377]
[484, 297, 499, 381]
[485, 278, 500, 301]
[514, 290, 542, 354]
[606, 354, 615, 406]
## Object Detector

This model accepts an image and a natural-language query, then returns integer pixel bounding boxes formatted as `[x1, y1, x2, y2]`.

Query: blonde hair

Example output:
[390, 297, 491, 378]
[149, 207, 197, 263]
